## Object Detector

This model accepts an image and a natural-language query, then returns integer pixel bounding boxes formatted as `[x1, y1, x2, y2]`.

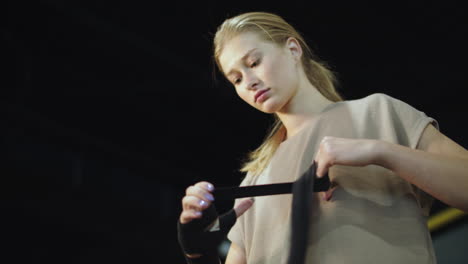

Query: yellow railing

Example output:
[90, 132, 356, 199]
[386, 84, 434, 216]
[428, 208, 466, 232]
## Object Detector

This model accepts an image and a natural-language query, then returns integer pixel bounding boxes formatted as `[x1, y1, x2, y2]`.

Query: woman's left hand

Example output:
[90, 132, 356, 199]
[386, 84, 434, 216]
[314, 136, 383, 178]
[314, 137, 383, 201]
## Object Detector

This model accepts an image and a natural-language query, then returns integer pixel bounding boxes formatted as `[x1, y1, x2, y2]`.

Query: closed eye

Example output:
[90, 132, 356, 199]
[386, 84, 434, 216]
[230, 58, 260, 85]
[250, 59, 260, 68]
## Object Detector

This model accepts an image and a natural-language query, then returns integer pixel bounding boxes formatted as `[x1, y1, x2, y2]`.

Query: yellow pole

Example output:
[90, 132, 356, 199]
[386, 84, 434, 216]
[428, 208, 466, 232]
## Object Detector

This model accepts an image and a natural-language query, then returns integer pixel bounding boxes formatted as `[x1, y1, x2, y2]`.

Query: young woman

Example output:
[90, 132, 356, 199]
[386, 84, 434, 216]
[178, 11, 468, 264]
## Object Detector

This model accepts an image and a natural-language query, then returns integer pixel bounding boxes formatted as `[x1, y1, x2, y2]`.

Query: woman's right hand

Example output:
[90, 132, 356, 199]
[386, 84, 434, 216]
[179, 181, 254, 224]
[180, 181, 216, 224]
[178, 181, 254, 260]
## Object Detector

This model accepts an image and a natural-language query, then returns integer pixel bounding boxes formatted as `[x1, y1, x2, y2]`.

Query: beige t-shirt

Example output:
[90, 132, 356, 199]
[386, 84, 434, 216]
[227, 93, 439, 264]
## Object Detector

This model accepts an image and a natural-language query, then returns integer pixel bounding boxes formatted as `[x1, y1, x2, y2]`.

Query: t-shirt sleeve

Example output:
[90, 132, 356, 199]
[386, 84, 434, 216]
[377, 93, 439, 215]
[226, 173, 253, 250]
[377, 93, 439, 149]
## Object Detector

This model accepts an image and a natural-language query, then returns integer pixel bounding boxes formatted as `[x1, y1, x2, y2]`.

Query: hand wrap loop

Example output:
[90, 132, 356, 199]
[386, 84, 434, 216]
[177, 204, 236, 263]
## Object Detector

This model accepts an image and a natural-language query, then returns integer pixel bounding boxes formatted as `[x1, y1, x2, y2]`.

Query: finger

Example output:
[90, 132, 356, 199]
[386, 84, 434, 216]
[182, 195, 211, 211]
[322, 185, 337, 201]
[314, 157, 323, 178]
[186, 185, 215, 203]
[234, 198, 255, 218]
[180, 209, 203, 224]
[194, 181, 215, 192]
[314, 146, 324, 177]
[315, 156, 331, 178]
[315, 136, 334, 177]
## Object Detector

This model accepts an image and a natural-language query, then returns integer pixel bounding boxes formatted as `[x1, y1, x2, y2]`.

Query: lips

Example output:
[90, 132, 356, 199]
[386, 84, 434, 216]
[254, 88, 270, 103]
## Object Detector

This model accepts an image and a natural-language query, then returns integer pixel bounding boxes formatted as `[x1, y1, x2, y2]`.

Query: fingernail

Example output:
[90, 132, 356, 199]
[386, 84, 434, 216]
[205, 193, 214, 201]
[199, 200, 207, 207]
[207, 184, 214, 191]
[195, 211, 202, 216]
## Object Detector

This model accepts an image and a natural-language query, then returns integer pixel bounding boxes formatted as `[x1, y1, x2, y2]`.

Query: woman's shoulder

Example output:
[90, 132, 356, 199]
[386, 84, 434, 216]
[349, 93, 394, 103]
[342, 93, 400, 109]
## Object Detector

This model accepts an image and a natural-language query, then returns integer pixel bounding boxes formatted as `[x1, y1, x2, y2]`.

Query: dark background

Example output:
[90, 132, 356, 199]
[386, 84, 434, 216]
[3, 1, 467, 263]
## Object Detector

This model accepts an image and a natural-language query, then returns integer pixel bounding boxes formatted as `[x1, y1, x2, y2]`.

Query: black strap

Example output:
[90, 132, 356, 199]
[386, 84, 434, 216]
[211, 161, 325, 264]
[213, 163, 329, 200]
[213, 182, 293, 200]
[287, 161, 317, 264]
[177, 205, 237, 264]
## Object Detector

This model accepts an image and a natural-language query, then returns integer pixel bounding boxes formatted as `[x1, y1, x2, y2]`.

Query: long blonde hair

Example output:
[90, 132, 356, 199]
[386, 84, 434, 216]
[213, 12, 343, 177]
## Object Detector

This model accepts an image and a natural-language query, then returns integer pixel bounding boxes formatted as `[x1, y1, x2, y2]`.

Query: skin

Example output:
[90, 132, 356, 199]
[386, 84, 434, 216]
[179, 31, 468, 264]
[219, 31, 335, 138]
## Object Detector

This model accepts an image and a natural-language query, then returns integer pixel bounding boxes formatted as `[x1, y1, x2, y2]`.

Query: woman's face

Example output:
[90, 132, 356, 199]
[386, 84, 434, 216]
[219, 32, 302, 114]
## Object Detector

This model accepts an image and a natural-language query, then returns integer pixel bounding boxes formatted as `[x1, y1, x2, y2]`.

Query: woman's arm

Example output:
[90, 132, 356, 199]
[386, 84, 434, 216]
[225, 243, 247, 264]
[377, 124, 468, 212]
[314, 124, 468, 212]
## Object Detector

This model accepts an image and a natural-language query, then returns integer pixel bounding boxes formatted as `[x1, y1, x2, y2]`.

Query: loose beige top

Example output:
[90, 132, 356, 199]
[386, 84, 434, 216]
[227, 93, 438, 264]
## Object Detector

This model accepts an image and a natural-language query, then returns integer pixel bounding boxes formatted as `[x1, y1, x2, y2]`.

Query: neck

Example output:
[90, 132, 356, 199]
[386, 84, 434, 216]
[276, 79, 334, 140]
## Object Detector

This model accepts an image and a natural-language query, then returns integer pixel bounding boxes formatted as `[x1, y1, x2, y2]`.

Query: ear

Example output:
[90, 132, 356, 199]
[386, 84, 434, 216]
[285, 37, 303, 62]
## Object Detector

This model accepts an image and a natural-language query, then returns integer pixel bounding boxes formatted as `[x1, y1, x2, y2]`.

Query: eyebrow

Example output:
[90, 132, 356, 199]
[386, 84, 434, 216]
[225, 48, 258, 78]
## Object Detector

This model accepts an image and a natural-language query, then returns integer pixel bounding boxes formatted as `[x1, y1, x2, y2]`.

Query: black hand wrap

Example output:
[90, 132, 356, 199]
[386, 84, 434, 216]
[177, 161, 328, 264]
[287, 161, 318, 264]
[177, 203, 237, 264]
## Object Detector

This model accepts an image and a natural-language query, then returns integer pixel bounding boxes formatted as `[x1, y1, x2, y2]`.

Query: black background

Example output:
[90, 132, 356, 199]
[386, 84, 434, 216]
[3, 1, 467, 263]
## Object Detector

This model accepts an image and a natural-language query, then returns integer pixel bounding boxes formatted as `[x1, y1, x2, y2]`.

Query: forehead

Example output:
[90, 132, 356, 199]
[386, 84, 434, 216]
[219, 32, 271, 75]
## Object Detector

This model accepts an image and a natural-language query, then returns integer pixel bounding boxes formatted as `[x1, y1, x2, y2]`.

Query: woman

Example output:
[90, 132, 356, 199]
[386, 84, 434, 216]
[178, 11, 468, 264]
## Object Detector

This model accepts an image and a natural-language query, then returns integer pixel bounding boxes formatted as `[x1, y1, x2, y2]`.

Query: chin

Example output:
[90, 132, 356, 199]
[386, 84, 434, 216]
[258, 100, 282, 114]
[260, 108, 276, 114]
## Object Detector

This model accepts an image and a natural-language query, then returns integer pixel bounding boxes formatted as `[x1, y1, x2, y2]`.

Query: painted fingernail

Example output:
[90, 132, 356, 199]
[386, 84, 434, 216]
[205, 193, 215, 201]
[207, 183, 214, 191]
[199, 200, 207, 207]
[194, 211, 202, 216]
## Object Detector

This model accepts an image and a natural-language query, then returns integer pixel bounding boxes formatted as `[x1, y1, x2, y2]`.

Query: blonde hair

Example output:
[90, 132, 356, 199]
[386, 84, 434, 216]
[213, 12, 343, 177]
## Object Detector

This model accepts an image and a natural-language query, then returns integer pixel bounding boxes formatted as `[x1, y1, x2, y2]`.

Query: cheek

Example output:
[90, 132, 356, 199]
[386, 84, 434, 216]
[278, 60, 298, 90]
[263, 59, 278, 80]
[236, 88, 251, 105]
[264, 56, 292, 87]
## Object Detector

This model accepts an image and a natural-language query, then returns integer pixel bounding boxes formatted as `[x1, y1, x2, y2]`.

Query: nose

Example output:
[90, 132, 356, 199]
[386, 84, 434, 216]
[244, 72, 259, 91]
